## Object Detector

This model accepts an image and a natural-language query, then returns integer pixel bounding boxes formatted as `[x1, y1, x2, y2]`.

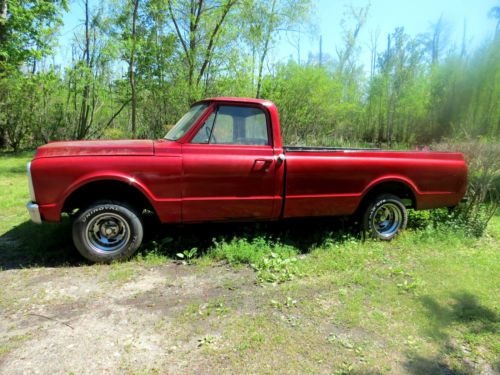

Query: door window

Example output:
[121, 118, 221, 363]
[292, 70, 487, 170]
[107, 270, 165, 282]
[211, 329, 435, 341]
[165, 103, 208, 141]
[191, 112, 217, 143]
[191, 106, 269, 145]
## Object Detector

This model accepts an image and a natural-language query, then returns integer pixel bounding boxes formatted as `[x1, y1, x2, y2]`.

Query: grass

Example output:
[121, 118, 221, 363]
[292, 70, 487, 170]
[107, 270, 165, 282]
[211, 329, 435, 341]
[0, 151, 499, 374]
[0, 151, 33, 234]
[107, 264, 136, 282]
[0, 334, 32, 356]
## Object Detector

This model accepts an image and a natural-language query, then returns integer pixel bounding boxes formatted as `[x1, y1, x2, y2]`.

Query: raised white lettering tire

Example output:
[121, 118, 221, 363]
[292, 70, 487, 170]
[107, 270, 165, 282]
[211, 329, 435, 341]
[72, 201, 143, 263]
[363, 194, 408, 240]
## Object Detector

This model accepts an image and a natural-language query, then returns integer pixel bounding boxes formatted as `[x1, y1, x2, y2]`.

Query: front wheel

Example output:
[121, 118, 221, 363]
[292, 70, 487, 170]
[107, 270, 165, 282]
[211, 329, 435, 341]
[72, 201, 143, 263]
[363, 194, 408, 240]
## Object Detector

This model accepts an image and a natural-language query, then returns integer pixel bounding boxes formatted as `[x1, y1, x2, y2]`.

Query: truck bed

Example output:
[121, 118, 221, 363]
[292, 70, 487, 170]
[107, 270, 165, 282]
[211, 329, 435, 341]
[282, 146, 467, 218]
[284, 146, 465, 160]
[284, 146, 380, 152]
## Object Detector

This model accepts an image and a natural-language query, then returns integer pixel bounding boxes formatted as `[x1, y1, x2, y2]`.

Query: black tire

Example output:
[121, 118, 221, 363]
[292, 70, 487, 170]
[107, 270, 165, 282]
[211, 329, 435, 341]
[72, 201, 143, 263]
[363, 194, 408, 240]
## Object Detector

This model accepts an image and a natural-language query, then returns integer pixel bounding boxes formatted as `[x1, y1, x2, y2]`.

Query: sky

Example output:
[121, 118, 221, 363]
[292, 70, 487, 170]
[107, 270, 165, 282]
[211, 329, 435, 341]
[272, 0, 499, 69]
[55, 0, 499, 71]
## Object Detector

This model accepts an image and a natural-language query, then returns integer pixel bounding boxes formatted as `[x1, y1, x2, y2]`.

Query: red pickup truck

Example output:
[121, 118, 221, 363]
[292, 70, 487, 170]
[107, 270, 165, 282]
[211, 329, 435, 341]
[26, 97, 467, 262]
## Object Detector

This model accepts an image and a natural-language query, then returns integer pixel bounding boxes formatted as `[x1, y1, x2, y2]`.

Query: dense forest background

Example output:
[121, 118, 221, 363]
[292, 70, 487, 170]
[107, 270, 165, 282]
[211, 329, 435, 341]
[0, 0, 499, 149]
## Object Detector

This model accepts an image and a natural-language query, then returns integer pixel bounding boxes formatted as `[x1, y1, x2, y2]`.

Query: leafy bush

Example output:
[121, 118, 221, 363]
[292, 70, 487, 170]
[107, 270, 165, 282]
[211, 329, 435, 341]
[102, 127, 130, 140]
[251, 252, 300, 283]
[176, 248, 198, 265]
[209, 236, 297, 266]
[407, 210, 433, 230]
[209, 236, 300, 282]
[432, 141, 498, 237]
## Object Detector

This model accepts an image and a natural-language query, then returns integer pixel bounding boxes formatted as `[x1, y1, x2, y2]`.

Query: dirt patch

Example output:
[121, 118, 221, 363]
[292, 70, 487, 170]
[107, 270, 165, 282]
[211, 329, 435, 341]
[118, 266, 256, 315]
[0, 261, 421, 374]
[0, 262, 258, 375]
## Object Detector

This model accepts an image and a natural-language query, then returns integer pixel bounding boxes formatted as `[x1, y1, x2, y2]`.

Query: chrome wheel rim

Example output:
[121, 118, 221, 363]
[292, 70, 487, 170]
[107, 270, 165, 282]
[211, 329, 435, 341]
[371, 203, 402, 239]
[85, 213, 131, 254]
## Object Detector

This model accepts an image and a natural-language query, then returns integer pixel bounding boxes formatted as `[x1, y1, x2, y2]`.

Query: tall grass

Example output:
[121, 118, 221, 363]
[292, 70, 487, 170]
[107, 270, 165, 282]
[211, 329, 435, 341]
[433, 141, 498, 236]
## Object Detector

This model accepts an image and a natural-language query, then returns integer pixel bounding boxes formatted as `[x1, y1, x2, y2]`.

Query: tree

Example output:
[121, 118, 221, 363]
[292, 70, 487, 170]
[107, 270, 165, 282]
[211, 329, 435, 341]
[365, 28, 427, 144]
[117, 0, 141, 136]
[167, 0, 238, 94]
[130, 0, 139, 136]
[489, 6, 500, 36]
[261, 62, 353, 144]
[332, 4, 368, 120]
[68, 1, 131, 140]
[239, 0, 312, 98]
[76, 0, 93, 139]
[419, 15, 449, 65]
[1, 0, 500, 150]
[335, 5, 369, 77]
[134, 0, 178, 136]
[0, 73, 33, 150]
[0, 0, 67, 75]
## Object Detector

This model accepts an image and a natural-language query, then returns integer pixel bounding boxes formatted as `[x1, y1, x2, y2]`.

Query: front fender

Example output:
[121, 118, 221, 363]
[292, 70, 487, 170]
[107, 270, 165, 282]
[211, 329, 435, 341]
[59, 171, 157, 210]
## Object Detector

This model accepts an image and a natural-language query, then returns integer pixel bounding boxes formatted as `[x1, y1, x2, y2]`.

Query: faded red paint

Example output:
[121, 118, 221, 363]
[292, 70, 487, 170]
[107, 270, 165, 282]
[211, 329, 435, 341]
[29, 97, 467, 223]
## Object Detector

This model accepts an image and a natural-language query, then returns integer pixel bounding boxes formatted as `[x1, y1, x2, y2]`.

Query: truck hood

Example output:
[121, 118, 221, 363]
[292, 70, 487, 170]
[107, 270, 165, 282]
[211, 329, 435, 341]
[34, 140, 154, 158]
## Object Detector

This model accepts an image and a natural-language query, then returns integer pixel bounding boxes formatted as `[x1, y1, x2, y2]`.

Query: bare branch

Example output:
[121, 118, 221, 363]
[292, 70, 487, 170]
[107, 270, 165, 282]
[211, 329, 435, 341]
[167, 0, 190, 62]
[197, 0, 237, 85]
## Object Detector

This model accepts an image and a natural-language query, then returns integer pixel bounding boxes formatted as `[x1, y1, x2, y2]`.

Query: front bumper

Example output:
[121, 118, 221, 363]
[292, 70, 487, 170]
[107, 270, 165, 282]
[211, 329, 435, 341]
[26, 202, 42, 224]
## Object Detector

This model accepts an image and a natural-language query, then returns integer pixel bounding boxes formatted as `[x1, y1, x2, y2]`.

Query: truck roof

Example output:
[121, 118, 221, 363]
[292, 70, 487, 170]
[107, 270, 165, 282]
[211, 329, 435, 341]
[195, 97, 273, 106]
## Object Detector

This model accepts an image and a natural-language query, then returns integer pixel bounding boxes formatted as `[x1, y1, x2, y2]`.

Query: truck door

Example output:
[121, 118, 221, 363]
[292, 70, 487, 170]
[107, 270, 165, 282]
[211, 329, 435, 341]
[181, 104, 282, 222]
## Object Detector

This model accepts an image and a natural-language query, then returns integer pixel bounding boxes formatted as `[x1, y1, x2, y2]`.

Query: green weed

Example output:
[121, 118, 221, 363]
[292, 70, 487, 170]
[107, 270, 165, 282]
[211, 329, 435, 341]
[176, 247, 198, 264]
[209, 236, 297, 265]
[184, 300, 230, 319]
[108, 265, 135, 282]
[252, 252, 300, 283]
[197, 335, 215, 347]
[133, 250, 168, 265]
[270, 296, 298, 310]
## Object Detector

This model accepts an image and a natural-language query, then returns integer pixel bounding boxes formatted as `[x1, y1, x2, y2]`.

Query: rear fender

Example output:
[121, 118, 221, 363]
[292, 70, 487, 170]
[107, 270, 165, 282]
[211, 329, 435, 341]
[358, 176, 420, 210]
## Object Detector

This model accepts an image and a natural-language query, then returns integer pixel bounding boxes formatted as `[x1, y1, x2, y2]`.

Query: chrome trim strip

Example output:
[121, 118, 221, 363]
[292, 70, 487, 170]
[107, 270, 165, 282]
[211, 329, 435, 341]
[26, 202, 42, 224]
[27, 162, 36, 202]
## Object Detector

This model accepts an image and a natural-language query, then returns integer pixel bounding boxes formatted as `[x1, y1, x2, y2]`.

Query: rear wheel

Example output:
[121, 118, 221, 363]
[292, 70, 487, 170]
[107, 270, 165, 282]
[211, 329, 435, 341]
[363, 194, 407, 240]
[72, 201, 143, 263]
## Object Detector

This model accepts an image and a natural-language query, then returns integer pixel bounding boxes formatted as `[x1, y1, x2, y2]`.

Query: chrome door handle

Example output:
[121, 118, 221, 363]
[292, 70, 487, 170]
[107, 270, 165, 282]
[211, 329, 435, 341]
[254, 159, 273, 172]
[255, 159, 273, 163]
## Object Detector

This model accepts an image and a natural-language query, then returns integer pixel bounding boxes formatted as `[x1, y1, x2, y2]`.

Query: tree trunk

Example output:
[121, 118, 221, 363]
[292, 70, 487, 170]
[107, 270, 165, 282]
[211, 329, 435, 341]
[0, 0, 9, 72]
[256, 0, 277, 99]
[0, 0, 6, 20]
[129, 0, 140, 137]
[77, 0, 91, 139]
[196, 0, 235, 85]
[255, 39, 268, 99]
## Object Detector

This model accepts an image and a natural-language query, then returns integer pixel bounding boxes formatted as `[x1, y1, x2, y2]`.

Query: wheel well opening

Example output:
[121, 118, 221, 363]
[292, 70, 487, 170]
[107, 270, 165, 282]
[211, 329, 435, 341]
[358, 181, 416, 213]
[63, 180, 157, 217]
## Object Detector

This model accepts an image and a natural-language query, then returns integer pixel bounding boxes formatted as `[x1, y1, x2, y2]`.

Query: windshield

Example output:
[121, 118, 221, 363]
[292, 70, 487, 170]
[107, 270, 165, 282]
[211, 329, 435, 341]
[165, 103, 208, 141]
